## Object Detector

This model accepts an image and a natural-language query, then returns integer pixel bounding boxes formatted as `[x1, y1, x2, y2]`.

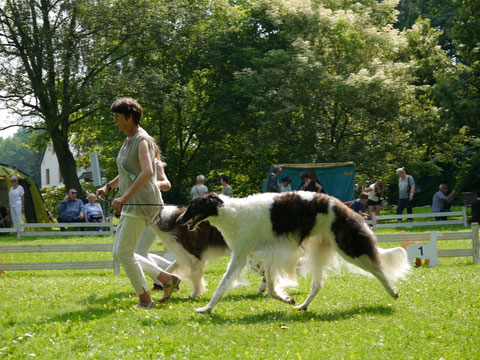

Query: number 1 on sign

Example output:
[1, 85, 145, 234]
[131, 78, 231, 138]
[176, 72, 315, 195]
[418, 246, 423, 256]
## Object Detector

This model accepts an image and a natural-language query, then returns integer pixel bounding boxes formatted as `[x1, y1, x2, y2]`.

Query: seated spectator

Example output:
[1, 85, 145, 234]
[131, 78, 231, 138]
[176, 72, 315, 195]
[85, 193, 104, 231]
[57, 188, 86, 231]
[349, 193, 370, 220]
[280, 176, 292, 192]
[220, 175, 234, 197]
[432, 184, 456, 221]
[0, 201, 11, 230]
[299, 171, 323, 193]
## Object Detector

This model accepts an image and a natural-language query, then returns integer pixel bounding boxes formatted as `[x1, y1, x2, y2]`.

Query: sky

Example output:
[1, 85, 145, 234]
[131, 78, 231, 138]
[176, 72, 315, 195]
[0, 108, 19, 138]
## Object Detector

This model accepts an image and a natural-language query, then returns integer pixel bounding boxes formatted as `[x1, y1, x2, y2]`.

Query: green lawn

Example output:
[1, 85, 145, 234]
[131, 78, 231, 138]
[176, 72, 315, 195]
[1, 229, 479, 359]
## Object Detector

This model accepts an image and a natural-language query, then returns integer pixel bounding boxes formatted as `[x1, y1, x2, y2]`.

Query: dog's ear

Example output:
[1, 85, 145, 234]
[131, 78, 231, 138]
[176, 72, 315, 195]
[206, 193, 224, 207]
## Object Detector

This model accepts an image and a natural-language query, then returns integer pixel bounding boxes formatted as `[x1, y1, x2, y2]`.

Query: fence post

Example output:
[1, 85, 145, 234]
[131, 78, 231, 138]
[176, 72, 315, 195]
[372, 213, 377, 232]
[16, 223, 21, 240]
[109, 216, 114, 236]
[472, 222, 479, 264]
[462, 206, 468, 227]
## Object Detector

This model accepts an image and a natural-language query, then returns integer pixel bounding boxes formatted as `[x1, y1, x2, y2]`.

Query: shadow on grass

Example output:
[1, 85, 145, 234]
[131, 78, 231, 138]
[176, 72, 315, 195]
[198, 304, 393, 324]
[46, 291, 132, 324]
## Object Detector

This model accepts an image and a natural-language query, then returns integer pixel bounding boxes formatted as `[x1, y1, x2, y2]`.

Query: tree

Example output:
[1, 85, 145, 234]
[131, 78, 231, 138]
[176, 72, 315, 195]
[0, 0, 154, 199]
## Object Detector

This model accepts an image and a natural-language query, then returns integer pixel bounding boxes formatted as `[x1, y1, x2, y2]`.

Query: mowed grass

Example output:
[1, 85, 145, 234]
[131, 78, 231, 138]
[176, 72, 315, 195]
[1, 233, 479, 359]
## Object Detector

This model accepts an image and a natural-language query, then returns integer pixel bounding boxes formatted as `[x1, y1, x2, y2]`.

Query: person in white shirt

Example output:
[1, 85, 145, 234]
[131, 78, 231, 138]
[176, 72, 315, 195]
[8, 176, 25, 232]
[85, 193, 104, 231]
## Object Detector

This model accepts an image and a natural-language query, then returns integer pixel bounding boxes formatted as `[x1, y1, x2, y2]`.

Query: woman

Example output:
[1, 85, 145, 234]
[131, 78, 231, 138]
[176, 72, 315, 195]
[97, 97, 180, 309]
[135, 143, 174, 291]
[299, 171, 323, 193]
[190, 175, 208, 199]
[85, 193, 104, 231]
[363, 180, 383, 223]
[396, 167, 415, 222]
[9, 176, 24, 233]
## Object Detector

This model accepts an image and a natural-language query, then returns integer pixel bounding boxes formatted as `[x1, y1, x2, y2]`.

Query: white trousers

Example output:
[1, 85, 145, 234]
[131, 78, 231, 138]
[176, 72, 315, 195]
[113, 215, 150, 295]
[135, 225, 172, 284]
[10, 206, 24, 232]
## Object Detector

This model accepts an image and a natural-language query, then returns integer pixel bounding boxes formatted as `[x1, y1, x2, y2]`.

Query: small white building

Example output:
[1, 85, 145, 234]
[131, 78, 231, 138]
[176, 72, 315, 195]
[39, 141, 88, 188]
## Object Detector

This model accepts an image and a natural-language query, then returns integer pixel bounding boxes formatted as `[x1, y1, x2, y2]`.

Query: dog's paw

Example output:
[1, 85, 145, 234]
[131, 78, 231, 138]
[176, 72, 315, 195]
[195, 306, 212, 314]
[285, 297, 296, 305]
[295, 304, 308, 311]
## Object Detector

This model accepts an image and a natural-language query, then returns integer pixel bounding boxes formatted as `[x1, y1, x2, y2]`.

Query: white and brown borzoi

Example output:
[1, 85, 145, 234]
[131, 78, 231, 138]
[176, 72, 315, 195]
[151, 205, 265, 298]
[176, 191, 410, 313]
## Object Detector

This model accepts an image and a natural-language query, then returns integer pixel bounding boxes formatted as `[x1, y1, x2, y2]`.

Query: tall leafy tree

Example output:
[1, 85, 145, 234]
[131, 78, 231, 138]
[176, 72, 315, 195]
[0, 0, 154, 198]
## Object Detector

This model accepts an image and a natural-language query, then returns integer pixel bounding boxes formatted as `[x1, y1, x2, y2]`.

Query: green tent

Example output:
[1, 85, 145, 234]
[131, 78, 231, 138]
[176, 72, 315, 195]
[0, 163, 50, 226]
[263, 162, 355, 201]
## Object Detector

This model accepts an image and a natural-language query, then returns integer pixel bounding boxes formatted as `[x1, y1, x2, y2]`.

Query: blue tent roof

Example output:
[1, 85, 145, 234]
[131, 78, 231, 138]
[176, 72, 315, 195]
[263, 162, 355, 201]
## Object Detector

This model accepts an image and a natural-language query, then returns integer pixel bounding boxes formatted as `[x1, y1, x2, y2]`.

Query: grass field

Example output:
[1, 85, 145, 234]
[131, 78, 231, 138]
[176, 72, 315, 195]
[1, 226, 479, 359]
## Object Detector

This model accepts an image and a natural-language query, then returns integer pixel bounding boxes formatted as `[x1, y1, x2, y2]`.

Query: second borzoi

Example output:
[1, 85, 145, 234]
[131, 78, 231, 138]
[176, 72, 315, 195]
[176, 191, 410, 313]
[150, 205, 265, 298]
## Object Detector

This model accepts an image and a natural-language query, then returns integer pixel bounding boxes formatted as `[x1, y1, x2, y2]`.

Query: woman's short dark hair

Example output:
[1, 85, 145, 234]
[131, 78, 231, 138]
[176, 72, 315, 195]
[111, 97, 143, 125]
[281, 176, 291, 183]
[299, 171, 309, 179]
[220, 175, 230, 183]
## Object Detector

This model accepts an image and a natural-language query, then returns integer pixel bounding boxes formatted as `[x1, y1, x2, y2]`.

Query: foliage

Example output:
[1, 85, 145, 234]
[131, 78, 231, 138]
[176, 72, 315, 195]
[0, 0, 479, 205]
[0, 129, 42, 185]
[0, 232, 479, 359]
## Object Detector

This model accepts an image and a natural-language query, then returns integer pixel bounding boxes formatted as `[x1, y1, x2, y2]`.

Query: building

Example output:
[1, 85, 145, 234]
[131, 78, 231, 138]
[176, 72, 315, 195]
[39, 141, 90, 188]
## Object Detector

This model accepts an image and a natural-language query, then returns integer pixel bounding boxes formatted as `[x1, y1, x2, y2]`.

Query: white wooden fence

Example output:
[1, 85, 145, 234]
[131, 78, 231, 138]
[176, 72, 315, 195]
[375, 223, 479, 264]
[0, 218, 115, 239]
[0, 242, 167, 272]
[366, 207, 468, 231]
[0, 224, 478, 273]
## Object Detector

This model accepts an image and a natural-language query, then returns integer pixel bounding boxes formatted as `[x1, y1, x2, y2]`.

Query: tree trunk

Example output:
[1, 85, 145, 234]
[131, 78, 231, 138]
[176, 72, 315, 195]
[50, 132, 86, 202]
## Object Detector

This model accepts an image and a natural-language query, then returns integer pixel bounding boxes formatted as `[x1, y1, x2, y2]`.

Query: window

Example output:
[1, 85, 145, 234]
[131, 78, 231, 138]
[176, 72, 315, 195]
[45, 169, 50, 185]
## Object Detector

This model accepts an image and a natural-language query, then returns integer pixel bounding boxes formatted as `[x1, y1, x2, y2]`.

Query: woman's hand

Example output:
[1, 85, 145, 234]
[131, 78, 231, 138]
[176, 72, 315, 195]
[112, 196, 127, 211]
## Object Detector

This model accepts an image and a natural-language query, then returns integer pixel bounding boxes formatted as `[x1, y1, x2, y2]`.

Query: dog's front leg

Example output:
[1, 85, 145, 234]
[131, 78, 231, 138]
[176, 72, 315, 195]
[195, 254, 247, 314]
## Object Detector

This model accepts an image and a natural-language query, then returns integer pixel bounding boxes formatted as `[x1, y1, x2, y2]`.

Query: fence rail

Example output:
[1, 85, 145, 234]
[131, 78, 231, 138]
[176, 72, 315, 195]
[375, 223, 479, 264]
[0, 218, 115, 239]
[0, 242, 166, 272]
[366, 207, 468, 231]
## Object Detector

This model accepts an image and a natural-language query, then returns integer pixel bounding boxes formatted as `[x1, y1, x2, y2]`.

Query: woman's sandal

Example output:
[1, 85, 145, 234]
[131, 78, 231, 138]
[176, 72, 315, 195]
[135, 300, 155, 309]
[158, 275, 181, 303]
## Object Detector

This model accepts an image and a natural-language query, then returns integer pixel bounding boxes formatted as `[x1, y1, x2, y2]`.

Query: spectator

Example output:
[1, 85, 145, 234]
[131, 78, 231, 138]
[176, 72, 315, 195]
[57, 188, 86, 230]
[0, 201, 11, 230]
[364, 180, 383, 223]
[191, 175, 208, 199]
[432, 184, 456, 221]
[299, 171, 323, 193]
[396, 167, 415, 222]
[85, 193, 104, 231]
[266, 166, 282, 193]
[349, 193, 369, 219]
[220, 175, 233, 197]
[280, 176, 292, 192]
[9, 176, 25, 233]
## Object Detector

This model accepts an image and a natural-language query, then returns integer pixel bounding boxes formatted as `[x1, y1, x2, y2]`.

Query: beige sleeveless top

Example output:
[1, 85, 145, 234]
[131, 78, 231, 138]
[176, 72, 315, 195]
[117, 127, 161, 224]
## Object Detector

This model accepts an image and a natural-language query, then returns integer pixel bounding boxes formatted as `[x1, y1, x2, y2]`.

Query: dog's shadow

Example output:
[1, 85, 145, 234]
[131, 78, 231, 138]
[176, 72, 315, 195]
[202, 304, 393, 324]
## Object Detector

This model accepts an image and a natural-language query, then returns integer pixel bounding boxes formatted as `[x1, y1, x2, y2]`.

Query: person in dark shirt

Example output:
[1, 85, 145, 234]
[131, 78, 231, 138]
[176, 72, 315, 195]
[349, 193, 369, 220]
[299, 171, 323, 193]
[0, 202, 11, 229]
[266, 166, 282, 193]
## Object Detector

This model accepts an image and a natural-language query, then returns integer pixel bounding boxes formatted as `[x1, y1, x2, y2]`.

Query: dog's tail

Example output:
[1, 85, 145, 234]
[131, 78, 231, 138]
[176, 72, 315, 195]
[377, 246, 411, 282]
